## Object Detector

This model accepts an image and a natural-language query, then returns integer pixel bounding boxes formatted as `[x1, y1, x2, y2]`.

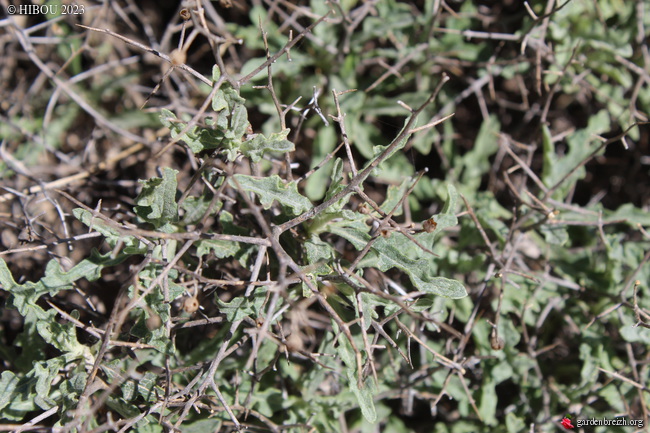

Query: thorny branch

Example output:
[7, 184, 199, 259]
[1, 1, 649, 431]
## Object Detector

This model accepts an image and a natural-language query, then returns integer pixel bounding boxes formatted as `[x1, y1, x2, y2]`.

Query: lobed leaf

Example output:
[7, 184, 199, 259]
[239, 129, 295, 162]
[73, 208, 142, 250]
[216, 286, 267, 323]
[329, 183, 466, 298]
[135, 167, 179, 229]
[231, 174, 312, 214]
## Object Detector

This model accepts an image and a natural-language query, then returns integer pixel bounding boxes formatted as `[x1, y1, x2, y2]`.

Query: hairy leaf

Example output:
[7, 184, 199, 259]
[239, 129, 294, 162]
[231, 174, 312, 214]
[73, 208, 142, 250]
[135, 167, 179, 228]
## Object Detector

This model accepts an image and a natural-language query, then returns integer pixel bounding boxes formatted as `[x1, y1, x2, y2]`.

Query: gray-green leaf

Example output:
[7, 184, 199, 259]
[240, 129, 295, 162]
[231, 174, 312, 214]
[135, 168, 179, 228]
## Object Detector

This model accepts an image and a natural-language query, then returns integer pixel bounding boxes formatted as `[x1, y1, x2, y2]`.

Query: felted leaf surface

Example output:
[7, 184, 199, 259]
[337, 334, 377, 423]
[369, 116, 414, 175]
[542, 110, 610, 198]
[135, 167, 179, 228]
[212, 85, 246, 113]
[540, 223, 569, 245]
[305, 126, 337, 200]
[160, 110, 207, 153]
[331, 225, 466, 298]
[0, 371, 19, 412]
[231, 174, 312, 214]
[0, 357, 66, 419]
[0, 252, 125, 318]
[196, 239, 241, 259]
[216, 287, 267, 323]
[180, 195, 222, 225]
[328, 183, 466, 298]
[73, 208, 141, 250]
[322, 158, 349, 212]
[239, 129, 295, 162]
[228, 104, 250, 140]
[36, 310, 87, 358]
[460, 115, 500, 189]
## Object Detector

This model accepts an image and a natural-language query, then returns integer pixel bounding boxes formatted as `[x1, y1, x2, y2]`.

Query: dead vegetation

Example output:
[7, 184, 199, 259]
[1, 1, 649, 432]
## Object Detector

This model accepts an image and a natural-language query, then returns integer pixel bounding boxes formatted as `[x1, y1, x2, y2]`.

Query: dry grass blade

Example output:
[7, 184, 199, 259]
[2, 1, 648, 431]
